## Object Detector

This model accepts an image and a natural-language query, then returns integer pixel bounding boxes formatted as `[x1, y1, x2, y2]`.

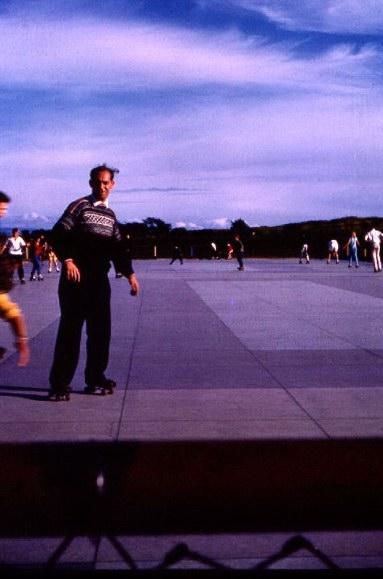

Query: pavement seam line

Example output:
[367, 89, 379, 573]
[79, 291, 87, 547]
[115, 282, 145, 441]
[229, 281, 334, 439]
[225, 279, 377, 354]
[187, 280, 331, 439]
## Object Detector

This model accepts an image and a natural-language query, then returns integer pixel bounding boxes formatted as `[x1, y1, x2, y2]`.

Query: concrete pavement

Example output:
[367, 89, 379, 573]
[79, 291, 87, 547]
[1, 257, 383, 571]
[1, 257, 383, 442]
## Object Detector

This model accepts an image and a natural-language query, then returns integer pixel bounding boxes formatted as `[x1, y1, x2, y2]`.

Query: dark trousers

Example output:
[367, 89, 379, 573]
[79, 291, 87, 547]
[235, 252, 244, 269]
[170, 257, 183, 264]
[49, 273, 111, 389]
[10, 255, 24, 281]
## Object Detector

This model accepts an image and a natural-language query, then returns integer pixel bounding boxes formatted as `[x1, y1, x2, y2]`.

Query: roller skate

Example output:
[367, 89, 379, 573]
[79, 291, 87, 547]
[48, 386, 71, 401]
[84, 378, 116, 396]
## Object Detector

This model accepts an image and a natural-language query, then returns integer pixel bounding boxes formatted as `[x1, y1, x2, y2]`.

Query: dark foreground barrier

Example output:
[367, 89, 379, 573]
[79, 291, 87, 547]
[0, 438, 382, 575]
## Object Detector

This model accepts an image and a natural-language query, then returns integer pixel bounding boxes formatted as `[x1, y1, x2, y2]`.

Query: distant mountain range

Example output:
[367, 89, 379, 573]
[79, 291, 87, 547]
[0, 213, 52, 232]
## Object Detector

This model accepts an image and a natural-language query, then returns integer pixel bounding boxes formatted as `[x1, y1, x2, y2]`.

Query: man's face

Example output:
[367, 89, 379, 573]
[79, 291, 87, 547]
[89, 170, 115, 203]
[0, 202, 8, 218]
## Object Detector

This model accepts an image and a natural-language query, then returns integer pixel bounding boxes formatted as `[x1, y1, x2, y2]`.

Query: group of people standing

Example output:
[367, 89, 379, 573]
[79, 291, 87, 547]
[300, 228, 383, 271]
[1, 229, 60, 283]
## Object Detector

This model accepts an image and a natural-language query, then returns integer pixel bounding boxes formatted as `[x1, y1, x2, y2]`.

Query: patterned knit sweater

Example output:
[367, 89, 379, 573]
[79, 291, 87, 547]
[51, 195, 133, 277]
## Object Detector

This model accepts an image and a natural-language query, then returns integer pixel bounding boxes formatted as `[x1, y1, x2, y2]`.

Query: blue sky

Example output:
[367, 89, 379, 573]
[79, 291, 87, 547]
[1, 0, 383, 229]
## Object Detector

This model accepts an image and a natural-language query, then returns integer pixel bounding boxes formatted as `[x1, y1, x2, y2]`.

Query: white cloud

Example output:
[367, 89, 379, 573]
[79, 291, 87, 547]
[210, 218, 231, 228]
[0, 13, 380, 93]
[225, 0, 383, 35]
[5, 85, 383, 225]
[2, 5, 383, 226]
[174, 221, 201, 229]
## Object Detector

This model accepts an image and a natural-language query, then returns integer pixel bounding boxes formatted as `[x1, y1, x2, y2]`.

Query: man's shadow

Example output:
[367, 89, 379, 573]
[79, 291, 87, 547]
[0, 383, 51, 401]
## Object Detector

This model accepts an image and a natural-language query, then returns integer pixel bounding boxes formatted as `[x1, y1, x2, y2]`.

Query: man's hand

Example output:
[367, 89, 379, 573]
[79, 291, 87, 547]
[65, 259, 81, 282]
[128, 273, 139, 296]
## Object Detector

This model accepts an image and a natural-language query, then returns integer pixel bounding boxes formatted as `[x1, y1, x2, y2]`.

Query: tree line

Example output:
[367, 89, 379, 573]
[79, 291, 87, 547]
[11, 215, 383, 260]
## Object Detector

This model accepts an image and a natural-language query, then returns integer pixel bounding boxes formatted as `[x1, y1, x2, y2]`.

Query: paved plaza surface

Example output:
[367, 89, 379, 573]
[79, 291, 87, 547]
[1, 257, 383, 570]
[1, 257, 383, 442]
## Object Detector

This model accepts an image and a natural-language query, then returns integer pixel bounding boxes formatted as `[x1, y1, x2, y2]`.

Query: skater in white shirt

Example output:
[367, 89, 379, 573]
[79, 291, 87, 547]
[327, 240, 339, 264]
[4, 228, 26, 284]
[299, 243, 309, 264]
[364, 228, 383, 272]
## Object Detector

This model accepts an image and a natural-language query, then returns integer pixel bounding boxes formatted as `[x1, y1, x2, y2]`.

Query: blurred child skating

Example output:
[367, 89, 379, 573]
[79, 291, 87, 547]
[0, 192, 29, 366]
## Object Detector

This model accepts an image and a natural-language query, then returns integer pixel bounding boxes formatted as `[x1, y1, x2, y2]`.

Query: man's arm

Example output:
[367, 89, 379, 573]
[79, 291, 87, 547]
[51, 198, 86, 283]
[112, 224, 139, 295]
[51, 198, 87, 260]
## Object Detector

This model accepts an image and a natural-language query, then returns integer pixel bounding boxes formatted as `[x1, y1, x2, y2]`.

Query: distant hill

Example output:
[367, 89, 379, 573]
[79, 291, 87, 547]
[1, 215, 382, 259]
[115, 215, 383, 259]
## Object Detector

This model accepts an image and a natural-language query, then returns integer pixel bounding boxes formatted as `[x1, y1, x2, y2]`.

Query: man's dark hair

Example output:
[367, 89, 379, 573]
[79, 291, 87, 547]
[89, 164, 119, 181]
[0, 191, 10, 203]
[12, 228, 19, 235]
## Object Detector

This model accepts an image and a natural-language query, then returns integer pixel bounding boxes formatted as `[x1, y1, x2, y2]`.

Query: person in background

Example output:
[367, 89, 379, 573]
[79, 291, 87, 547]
[327, 239, 339, 264]
[0, 192, 29, 366]
[170, 245, 183, 265]
[210, 241, 218, 259]
[5, 227, 26, 283]
[47, 245, 60, 273]
[232, 234, 245, 271]
[364, 228, 383, 272]
[344, 232, 360, 269]
[299, 243, 310, 264]
[29, 234, 45, 281]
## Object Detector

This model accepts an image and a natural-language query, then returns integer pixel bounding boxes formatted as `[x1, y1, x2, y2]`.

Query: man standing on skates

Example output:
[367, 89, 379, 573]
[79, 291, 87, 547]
[48, 165, 139, 401]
